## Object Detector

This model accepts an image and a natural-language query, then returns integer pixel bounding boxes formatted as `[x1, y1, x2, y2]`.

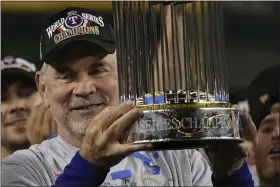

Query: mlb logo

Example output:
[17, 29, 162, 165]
[57, 12, 93, 33]
[65, 13, 83, 29]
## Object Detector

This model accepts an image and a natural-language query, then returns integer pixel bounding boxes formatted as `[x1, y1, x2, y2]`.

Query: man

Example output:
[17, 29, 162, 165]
[1, 56, 40, 158]
[2, 7, 256, 186]
[248, 64, 280, 187]
[1, 56, 58, 159]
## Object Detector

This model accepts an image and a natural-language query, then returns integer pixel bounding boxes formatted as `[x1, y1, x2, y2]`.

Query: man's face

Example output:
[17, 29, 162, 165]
[1, 79, 39, 148]
[39, 42, 119, 141]
[255, 112, 280, 185]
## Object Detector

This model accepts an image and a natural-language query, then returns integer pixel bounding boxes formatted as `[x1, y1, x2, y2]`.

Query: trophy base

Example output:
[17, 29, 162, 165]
[131, 138, 243, 150]
[127, 103, 242, 150]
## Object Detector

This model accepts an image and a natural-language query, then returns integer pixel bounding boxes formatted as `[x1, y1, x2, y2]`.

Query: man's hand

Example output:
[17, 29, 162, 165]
[79, 101, 152, 169]
[207, 111, 258, 179]
[27, 102, 58, 145]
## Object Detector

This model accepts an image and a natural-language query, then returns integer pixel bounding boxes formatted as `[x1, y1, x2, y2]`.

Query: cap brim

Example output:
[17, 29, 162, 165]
[2, 68, 36, 87]
[44, 35, 115, 64]
[248, 64, 280, 128]
[2, 68, 35, 80]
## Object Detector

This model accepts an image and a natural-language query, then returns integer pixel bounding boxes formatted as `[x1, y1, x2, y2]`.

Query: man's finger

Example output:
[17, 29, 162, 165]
[239, 141, 254, 157]
[240, 112, 257, 144]
[27, 104, 43, 143]
[231, 104, 240, 110]
[27, 106, 38, 141]
[89, 100, 135, 132]
[84, 101, 135, 146]
[107, 107, 143, 139]
[118, 121, 137, 144]
[34, 104, 46, 130]
[42, 110, 52, 138]
[31, 104, 47, 144]
[27, 104, 40, 131]
[51, 118, 57, 135]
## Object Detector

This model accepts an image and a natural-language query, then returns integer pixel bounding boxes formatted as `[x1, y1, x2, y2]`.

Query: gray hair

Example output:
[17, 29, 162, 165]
[40, 62, 48, 74]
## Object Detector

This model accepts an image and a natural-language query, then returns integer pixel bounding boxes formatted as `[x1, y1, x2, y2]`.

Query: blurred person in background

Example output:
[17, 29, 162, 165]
[1, 56, 39, 158]
[248, 64, 280, 187]
[1, 56, 57, 159]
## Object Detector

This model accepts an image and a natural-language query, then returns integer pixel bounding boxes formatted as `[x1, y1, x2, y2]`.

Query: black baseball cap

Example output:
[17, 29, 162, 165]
[40, 7, 116, 64]
[1, 56, 37, 82]
[248, 64, 280, 129]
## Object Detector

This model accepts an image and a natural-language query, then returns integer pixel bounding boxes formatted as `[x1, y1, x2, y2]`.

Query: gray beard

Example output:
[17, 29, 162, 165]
[62, 118, 92, 142]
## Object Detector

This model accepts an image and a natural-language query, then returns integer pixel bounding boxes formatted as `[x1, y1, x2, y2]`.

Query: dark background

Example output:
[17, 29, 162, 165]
[2, 1, 280, 103]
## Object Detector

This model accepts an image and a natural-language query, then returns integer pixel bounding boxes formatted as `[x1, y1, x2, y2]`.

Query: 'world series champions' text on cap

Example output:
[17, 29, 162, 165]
[40, 7, 116, 64]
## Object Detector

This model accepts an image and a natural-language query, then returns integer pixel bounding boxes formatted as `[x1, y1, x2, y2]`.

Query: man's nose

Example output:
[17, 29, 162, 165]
[272, 126, 280, 141]
[8, 101, 29, 114]
[73, 75, 96, 97]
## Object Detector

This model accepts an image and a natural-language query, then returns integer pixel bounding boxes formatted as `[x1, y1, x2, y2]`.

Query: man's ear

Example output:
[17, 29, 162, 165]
[35, 72, 50, 108]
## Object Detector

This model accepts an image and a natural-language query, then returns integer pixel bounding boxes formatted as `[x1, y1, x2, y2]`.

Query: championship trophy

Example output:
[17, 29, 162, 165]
[113, 1, 242, 150]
